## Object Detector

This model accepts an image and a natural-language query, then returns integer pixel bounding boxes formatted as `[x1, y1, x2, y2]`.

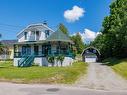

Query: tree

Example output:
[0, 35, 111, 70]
[58, 23, 69, 35]
[70, 33, 85, 54]
[0, 34, 3, 54]
[91, 0, 127, 59]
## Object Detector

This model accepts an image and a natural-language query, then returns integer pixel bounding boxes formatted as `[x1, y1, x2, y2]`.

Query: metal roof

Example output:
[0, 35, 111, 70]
[46, 29, 73, 43]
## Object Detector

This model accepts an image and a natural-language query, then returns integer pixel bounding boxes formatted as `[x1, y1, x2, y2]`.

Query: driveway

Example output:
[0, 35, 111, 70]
[75, 63, 127, 91]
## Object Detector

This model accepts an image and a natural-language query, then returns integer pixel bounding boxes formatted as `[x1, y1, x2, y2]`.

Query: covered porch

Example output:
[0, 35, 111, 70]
[14, 41, 74, 58]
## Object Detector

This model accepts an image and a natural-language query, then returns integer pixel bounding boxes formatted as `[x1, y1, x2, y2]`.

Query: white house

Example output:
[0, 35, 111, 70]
[13, 23, 74, 67]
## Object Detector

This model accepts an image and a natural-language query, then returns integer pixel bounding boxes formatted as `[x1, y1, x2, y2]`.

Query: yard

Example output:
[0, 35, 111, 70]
[0, 61, 87, 84]
[103, 58, 127, 80]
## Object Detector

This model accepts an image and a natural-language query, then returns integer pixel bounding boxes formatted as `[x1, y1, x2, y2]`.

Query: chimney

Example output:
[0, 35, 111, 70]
[43, 21, 47, 25]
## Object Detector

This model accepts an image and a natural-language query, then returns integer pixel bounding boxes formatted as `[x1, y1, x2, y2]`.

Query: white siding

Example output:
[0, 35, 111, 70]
[13, 58, 21, 66]
[40, 30, 46, 40]
[34, 58, 42, 65]
[14, 56, 74, 67]
[33, 57, 49, 66]
[0, 55, 10, 60]
[39, 28, 52, 40]
[28, 31, 35, 41]
[62, 57, 73, 66]
[18, 33, 25, 42]
[18, 30, 51, 42]
[17, 24, 53, 42]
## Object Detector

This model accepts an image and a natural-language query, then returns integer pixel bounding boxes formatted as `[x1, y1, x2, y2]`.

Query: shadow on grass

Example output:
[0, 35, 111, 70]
[101, 58, 122, 66]
[0, 66, 6, 68]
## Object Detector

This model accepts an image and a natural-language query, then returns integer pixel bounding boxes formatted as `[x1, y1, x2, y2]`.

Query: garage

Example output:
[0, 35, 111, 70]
[82, 47, 100, 63]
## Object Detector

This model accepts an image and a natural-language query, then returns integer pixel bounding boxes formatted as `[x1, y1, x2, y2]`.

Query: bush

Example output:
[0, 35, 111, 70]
[56, 55, 65, 66]
[47, 56, 55, 66]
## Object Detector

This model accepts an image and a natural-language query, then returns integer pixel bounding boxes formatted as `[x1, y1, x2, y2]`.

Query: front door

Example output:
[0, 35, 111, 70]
[22, 46, 31, 55]
[42, 44, 51, 56]
[34, 45, 39, 55]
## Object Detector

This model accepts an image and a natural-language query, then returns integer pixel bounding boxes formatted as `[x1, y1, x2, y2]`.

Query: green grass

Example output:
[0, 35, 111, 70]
[103, 58, 127, 79]
[0, 61, 87, 84]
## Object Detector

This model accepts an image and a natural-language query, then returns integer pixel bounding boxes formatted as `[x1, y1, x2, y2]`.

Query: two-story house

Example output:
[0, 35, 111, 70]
[13, 23, 74, 67]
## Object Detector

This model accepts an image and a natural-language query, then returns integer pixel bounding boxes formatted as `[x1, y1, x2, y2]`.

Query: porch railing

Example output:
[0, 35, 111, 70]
[14, 50, 75, 58]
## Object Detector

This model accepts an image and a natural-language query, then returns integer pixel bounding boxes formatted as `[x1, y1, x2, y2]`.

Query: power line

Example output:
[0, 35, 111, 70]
[0, 28, 19, 33]
[0, 23, 25, 28]
[0, 23, 60, 34]
[0, 23, 25, 33]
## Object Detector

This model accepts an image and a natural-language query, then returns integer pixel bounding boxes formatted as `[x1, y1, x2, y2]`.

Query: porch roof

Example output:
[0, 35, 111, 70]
[46, 29, 73, 44]
[14, 40, 46, 45]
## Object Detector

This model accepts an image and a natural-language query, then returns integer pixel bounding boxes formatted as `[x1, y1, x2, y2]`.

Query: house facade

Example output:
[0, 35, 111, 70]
[13, 23, 74, 67]
[0, 40, 17, 60]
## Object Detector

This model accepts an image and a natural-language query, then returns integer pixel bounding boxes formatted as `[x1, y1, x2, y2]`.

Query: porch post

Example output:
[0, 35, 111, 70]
[58, 41, 61, 55]
[68, 42, 71, 54]
[35, 31, 36, 41]
[48, 42, 51, 55]
[71, 43, 73, 53]
[14, 44, 16, 57]
[70, 43, 72, 51]
[69, 42, 71, 50]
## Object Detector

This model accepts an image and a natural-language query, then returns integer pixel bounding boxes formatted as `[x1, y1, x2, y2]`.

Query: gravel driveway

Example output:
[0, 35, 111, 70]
[75, 63, 127, 91]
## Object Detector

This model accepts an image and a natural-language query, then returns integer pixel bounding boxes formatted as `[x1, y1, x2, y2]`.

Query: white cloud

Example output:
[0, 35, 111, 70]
[64, 6, 85, 22]
[73, 29, 101, 43]
[80, 29, 101, 43]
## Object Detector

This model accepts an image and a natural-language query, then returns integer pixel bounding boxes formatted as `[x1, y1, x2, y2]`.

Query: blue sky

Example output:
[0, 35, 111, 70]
[0, 0, 111, 42]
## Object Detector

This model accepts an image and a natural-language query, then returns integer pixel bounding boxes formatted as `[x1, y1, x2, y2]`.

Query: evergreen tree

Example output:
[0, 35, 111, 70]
[71, 33, 85, 54]
[58, 23, 69, 35]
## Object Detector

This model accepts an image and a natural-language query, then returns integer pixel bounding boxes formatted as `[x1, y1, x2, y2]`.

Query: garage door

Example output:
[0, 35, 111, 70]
[85, 56, 97, 63]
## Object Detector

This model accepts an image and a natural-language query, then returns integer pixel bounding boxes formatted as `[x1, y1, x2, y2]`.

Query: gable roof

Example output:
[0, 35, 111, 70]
[17, 23, 55, 37]
[46, 29, 73, 43]
[1, 40, 17, 46]
[81, 46, 101, 56]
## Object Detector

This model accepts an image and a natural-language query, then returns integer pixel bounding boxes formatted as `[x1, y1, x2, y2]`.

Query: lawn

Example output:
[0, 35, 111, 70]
[103, 58, 127, 79]
[0, 61, 87, 84]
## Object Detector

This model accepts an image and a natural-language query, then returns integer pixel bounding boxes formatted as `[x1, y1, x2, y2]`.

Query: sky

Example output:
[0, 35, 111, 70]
[0, 0, 111, 43]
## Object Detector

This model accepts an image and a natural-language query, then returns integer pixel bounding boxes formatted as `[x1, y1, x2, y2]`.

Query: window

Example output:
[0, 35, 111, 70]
[35, 31, 39, 40]
[36, 31, 39, 36]
[45, 30, 49, 38]
[31, 31, 35, 35]
[24, 32, 27, 40]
